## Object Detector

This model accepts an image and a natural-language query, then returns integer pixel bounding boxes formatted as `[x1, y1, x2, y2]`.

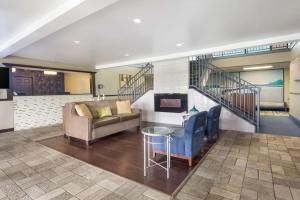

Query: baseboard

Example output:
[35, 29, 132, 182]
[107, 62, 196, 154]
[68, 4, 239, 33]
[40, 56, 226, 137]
[289, 115, 300, 126]
[0, 128, 14, 133]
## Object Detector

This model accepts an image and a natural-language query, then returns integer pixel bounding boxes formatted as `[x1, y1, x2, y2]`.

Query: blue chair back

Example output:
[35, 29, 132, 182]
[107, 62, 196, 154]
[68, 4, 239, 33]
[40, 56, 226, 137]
[206, 105, 222, 139]
[185, 111, 207, 157]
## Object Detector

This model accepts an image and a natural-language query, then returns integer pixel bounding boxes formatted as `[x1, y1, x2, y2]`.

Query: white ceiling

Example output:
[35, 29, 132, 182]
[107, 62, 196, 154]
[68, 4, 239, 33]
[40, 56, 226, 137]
[1, 0, 300, 68]
[0, 0, 63, 45]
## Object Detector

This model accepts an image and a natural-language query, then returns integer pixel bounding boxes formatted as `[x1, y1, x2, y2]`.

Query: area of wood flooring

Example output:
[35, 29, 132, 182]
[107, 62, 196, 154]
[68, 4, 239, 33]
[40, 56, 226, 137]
[39, 123, 215, 195]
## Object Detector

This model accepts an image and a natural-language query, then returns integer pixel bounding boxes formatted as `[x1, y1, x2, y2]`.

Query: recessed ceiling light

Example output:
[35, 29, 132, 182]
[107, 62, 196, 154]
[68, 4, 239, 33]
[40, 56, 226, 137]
[176, 43, 183, 47]
[73, 40, 80, 44]
[243, 65, 273, 70]
[133, 18, 142, 24]
[124, 54, 130, 57]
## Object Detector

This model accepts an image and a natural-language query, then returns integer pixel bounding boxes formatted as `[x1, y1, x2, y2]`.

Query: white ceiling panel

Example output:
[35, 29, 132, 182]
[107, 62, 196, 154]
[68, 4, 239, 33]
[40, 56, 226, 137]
[7, 0, 300, 68]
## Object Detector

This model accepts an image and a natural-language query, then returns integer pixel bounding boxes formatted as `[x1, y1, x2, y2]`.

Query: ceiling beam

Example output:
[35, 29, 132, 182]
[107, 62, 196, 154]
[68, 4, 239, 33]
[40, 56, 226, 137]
[0, 0, 119, 58]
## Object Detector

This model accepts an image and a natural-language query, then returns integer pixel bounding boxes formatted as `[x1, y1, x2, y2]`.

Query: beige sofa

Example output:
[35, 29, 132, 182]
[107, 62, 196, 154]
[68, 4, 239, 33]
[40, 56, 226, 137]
[63, 100, 141, 146]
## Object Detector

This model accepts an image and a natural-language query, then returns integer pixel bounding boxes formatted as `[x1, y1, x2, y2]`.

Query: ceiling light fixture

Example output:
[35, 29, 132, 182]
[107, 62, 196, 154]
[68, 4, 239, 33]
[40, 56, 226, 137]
[243, 65, 273, 70]
[44, 70, 57, 75]
[73, 40, 80, 44]
[124, 53, 130, 57]
[176, 43, 183, 47]
[133, 18, 142, 24]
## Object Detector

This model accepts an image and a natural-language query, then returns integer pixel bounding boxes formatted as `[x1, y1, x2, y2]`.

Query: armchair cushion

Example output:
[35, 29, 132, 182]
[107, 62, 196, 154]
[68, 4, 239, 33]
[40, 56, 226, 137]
[152, 111, 207, 159]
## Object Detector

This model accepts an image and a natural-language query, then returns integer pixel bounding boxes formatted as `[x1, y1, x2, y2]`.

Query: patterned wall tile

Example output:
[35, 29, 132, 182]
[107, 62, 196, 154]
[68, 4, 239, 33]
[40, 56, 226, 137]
[13, 95, 94, 130]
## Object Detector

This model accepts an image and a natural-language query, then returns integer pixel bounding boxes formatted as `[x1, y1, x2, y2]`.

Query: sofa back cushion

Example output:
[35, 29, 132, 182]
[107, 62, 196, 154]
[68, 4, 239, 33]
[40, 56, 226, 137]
[116, 100, 132, 114]
[73, 100, 119, 117]
[75, 104, 93, 118]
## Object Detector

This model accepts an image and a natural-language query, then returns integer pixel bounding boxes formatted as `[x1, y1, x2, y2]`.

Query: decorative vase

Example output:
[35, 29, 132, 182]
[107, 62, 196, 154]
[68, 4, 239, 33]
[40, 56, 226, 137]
[189, 105, 199, 115]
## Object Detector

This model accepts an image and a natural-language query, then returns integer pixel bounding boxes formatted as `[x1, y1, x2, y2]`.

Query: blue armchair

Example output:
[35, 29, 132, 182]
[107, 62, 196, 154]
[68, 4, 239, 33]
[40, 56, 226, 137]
[205, 105, 222, 140]
[152, 111, 207, 167]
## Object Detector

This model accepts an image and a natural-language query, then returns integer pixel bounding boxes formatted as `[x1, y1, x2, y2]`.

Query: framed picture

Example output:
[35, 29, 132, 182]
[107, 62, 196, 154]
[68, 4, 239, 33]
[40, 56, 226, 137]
[119, 74, 132, 88]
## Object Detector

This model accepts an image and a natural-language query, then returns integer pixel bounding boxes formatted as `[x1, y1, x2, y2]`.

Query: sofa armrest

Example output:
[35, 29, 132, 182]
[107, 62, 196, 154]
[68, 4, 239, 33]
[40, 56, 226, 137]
[63, 104, 93, 141]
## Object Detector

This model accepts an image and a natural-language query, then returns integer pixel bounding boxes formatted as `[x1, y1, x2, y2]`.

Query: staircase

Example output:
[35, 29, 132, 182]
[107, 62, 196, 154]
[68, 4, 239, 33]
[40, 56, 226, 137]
[118, 63, 154, 103]
[189, 55, 260, 131]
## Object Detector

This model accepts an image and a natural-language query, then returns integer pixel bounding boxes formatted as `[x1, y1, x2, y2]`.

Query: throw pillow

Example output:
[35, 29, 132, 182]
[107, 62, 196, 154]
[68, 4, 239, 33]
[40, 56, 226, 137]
[96, 107, 112, 118]
[75, 104, 93, 118]
[116, 100, 132, 114]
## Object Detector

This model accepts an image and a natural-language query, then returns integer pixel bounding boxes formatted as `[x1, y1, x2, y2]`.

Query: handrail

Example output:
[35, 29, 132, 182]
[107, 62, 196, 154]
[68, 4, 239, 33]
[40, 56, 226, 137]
[118, 63, 154, 103]
[118, 63, 152, 91]
[189, 55, 260, 131]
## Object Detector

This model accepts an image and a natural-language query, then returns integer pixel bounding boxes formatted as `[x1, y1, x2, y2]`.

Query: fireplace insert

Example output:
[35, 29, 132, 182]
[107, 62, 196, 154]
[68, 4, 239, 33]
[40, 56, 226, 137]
[154, 93, 188, 113]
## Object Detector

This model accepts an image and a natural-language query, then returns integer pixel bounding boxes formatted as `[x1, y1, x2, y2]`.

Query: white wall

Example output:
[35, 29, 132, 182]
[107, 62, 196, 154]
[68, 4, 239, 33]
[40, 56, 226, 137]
[132, 89, 255, 132]
[132, 57, 256, 132]
[154, 58, 189, 93]
[188, 89, 255, 132]
[132, 90, 184, 125]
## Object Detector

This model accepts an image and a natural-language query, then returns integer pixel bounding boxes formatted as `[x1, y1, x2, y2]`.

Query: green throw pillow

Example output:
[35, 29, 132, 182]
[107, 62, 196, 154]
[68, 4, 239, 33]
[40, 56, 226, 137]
[96, 107, 112, 118]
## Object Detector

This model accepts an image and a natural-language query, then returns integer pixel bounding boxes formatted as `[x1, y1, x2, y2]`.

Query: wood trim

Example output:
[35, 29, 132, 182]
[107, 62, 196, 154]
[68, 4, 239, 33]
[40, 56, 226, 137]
[0, 128, 14, 133]
[91, 73, 96, 97]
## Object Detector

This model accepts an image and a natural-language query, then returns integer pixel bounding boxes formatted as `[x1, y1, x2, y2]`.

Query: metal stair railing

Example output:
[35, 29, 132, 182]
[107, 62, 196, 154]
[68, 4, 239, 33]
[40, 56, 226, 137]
[189, 55, 260, 131]
[118, 63, 154, 103]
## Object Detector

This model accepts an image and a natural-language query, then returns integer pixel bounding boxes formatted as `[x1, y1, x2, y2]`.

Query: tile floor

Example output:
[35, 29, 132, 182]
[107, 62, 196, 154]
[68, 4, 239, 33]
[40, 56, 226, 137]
[0, 126, 300, 200]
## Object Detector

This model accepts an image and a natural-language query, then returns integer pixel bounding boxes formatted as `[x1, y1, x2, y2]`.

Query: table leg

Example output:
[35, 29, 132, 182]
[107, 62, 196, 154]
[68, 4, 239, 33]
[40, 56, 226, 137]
[144, 134, 147, 177]
[167, 136, 170, 179]
[147, 136, 151, 167]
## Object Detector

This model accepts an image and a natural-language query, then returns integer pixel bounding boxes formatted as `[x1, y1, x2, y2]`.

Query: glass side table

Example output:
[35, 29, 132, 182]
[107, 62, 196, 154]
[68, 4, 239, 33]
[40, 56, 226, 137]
[141, 126, 174, 179]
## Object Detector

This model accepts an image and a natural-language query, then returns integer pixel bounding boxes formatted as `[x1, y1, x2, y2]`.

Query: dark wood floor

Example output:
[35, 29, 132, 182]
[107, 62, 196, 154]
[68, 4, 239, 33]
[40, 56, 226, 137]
[39, 122, 215, 195]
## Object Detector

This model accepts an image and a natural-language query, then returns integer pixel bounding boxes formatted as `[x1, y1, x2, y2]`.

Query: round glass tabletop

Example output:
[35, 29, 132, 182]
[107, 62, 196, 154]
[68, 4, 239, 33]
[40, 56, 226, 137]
[141, 126, 173, 137]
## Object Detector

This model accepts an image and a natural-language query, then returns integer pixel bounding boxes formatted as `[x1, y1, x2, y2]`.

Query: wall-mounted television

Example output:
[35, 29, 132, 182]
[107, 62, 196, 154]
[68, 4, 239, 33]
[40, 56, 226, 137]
[0, 67, 10, 89]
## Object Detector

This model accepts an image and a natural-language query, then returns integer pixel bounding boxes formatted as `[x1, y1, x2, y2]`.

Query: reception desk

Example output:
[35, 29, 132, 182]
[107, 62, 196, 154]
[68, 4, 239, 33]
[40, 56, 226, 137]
[13, 94, 94, 130]
[0, 100, 14, 132]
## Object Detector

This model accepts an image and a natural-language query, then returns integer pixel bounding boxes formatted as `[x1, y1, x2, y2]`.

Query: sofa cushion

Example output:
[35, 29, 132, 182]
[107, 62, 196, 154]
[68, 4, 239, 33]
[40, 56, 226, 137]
[114, 113, 140, 122]
[96, 107, 112, 118]
[75, 104, 93, 118]
[116, 100, 132, 114]
[92, 116, 120, 128]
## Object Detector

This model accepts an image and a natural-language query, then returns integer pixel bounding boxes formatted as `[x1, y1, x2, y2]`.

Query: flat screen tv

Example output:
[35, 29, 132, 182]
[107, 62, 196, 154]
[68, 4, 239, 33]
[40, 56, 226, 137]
[0, 67, 9, 89]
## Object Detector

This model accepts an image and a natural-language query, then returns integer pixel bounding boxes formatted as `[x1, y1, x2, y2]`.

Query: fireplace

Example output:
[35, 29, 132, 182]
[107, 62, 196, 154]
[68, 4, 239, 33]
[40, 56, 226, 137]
[154, 93, 188, 113]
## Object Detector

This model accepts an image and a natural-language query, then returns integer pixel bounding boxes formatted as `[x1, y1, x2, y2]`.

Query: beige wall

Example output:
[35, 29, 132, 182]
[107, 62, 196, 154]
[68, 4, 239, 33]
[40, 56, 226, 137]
[289, 43, 300, 121]
[95, 66, 140, 95]
[212, 51, 292, 68]
[289, 56, 300, 121]
[0, 56, 95, 72]
[64, 73, 91, 94]
[284, 68, 290, 106]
